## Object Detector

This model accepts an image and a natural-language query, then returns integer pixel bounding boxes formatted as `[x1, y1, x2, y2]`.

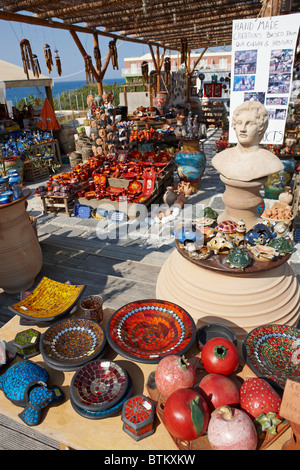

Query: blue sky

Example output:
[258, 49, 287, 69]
[0, 18, 148, 82]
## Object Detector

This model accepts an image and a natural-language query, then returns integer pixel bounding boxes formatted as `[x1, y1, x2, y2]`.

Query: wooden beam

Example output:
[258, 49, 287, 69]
[69, 30, 100, 83]
[0, 10, 180, 51]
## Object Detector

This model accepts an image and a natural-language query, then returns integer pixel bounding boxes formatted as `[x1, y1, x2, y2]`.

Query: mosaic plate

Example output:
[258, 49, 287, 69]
[70, 360, 129, 412]
[40, 318, 106, 370]
[242, 324, 300, 389]
[9, 277, 85, 322]
[106, 299, 196, 363]
[70, 376, 133, 420]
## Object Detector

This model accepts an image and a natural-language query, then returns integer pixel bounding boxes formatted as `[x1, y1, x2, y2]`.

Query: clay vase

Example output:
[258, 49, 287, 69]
[0, 189, 42, 293]
[264, 155, 295, 200]
[153, 91, 168, 115]
[278, 186, 293, 205]
[175, 139, 206, 191]
[282, 422, 300, 450]
[163, 186, 177, 206]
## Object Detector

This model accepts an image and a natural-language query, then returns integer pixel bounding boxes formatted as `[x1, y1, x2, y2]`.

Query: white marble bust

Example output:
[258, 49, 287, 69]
[212, 101, 283, 182]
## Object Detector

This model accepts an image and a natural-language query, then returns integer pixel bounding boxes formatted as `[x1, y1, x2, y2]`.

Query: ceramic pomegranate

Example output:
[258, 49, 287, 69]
[155, 355, 196, 398]
[207, 406, 258, 450]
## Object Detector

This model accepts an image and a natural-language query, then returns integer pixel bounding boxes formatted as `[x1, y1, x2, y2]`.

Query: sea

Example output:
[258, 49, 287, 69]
[5, 78, 125, 106]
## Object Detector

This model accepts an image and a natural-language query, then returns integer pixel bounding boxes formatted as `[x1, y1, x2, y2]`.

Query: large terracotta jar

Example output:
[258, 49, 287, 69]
[0, 189, 42, 293]
[175, 139, 206, 191]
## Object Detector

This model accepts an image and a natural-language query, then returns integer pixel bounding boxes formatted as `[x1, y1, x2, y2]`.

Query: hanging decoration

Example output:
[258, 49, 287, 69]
[150, 70, 157, 96]
[164, 57, 171, 88]
[32, 54, 41, 78]
[180, 39, 188, 66]
[55, 50, 62, 77]
[93, 45, 102, 71]
[43, 44, 53, 74]
[109, 41, 119, 70]
[84, 55, 94, 83]
[141, 61, 149, 83]
[20, 39, 35, 79]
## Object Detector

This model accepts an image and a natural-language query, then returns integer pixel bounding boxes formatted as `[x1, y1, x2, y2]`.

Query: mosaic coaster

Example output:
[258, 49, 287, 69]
[40, 318, 106, 370]
[106, 299, 196, 363]
[242, 324, 300, 389]
[70, 376, 133, 420]
[70, 360, 129, 412]
[9, 277, 85, 322]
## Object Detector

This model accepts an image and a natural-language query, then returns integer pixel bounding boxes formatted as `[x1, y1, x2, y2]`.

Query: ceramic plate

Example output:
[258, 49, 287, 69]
[70, 376, 132, 420]
[106, 299, 196, 363]
[242, 324, 300, 389]
[70, 360, 129, 411]
[40, 318, 106, 369]
[9, 277, 85, 322]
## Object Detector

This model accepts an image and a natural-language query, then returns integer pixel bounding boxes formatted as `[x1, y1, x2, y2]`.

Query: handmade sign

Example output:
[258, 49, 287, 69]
[279, 379, 300, 425]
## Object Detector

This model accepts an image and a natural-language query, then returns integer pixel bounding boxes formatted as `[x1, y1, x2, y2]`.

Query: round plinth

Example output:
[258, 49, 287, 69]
[156, 249, 300, 340]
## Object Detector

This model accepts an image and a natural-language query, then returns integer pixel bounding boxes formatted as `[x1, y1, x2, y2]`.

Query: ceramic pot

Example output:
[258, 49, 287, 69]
[278, 186, 293, 205]
[282, 422, 300, 450]
[153, 91, 168, 115]
[264, 156, 295, 200]
[175, 139, 206, 190]
[0, 189, 42, 293]
[163, 186, 177, 206]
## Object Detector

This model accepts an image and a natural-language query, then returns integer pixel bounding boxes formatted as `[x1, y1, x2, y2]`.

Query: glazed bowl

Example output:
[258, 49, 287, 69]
[197, 323, 238, 350]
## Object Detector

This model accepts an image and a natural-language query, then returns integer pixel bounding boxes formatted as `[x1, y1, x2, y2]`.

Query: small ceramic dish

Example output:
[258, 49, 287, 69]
[197, 323, 238, 350]
[70, 360, 129, 412]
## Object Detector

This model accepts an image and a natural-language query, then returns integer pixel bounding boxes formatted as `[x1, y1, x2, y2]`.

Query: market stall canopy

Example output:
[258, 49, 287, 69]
[0, 0, 299, 52]
[0, 59, 53, 89]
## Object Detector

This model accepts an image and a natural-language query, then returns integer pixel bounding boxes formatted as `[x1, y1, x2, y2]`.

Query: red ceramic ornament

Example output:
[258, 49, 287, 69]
[201, 337, 239, 375]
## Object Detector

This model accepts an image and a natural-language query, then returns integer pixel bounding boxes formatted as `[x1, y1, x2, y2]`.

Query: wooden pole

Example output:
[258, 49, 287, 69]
[93, 33, 103, 95]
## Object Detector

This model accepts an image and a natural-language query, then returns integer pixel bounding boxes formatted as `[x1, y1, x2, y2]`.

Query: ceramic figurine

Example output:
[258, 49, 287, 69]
[207, 233, 233, 254]
[233, 219, 246, 246]
[268, 237, 294, 256]
[226, 247, 252, 270]
[248, 244, 278, 262]
[0, 360, 64, 426]
[271, 220, 290, 238]
[216, 220, 237, 241]
[245, 223, 276, 245]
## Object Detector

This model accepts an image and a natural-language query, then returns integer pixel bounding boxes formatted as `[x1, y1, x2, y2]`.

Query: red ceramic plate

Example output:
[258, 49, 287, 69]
[106, 299, 196, 363]
[127, 180, 142, 194]
[142, 151, 156, 162]
[129, 150, 142, 162]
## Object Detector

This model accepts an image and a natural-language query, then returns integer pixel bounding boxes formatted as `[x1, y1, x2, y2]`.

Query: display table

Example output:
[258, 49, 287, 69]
[29, 139, 62, 165]
[41, 193, 77, 217]
[0, 309, 291, 451]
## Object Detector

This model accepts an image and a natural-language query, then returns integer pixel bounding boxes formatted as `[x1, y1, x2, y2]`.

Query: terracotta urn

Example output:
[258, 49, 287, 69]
[0, 188, 42, 293]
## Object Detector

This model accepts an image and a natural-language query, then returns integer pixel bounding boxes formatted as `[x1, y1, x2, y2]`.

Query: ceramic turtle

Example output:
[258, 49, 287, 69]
[268, 237, 294, 255]
[173, 223, 204, 249]
[207, 233, 233, 254]
[0, 360, 64, 426]
[245, 223, 276, 246]
[226, 247, 252, 270]
[216, 220, 237, 239]
[202, 207, 219, 220]
[271, 220, 290, 238]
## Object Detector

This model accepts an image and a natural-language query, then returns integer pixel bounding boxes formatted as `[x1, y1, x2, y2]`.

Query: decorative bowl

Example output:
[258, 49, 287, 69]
[70, 375, 132, 420]
[106, 299, 196, 363]
[70, 360, 129, 412]
[197, 323, 237, 350]
[242, 324, 300, 389]
[9, 277, 85, 322]
[40, 317, 106, 370]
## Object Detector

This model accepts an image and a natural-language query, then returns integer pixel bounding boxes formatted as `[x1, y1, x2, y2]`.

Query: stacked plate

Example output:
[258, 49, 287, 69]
[40, 317, 107, 371]
[70, 360, 132, 419]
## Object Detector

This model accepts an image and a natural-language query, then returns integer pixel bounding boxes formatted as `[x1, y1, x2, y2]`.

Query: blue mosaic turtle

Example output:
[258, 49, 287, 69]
[0, 360, 64, 426]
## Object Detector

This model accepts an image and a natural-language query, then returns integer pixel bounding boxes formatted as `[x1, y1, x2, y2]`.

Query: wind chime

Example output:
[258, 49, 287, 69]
[180, 39, 188, 66]
[84, 55, 94, 83]
[32, 54, 41, 78]
[93, 45, 102, 71]
[164, 57, 171, 88]
[43, 44, 53, 74]
[109, 41, 119, 70]
[150, 70, 157, 96]
[141, 61, 149, 83]
[20, 39, 37, 79]
[55, 50, 62, 76]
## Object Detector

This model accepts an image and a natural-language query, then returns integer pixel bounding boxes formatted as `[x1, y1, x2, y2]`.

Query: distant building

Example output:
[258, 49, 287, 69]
[122, 49, 232, 82]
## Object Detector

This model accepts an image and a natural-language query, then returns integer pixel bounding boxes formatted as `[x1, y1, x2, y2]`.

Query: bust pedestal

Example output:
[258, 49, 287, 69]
[218, 175, 266, 231]
[156, 249, 300, 340]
